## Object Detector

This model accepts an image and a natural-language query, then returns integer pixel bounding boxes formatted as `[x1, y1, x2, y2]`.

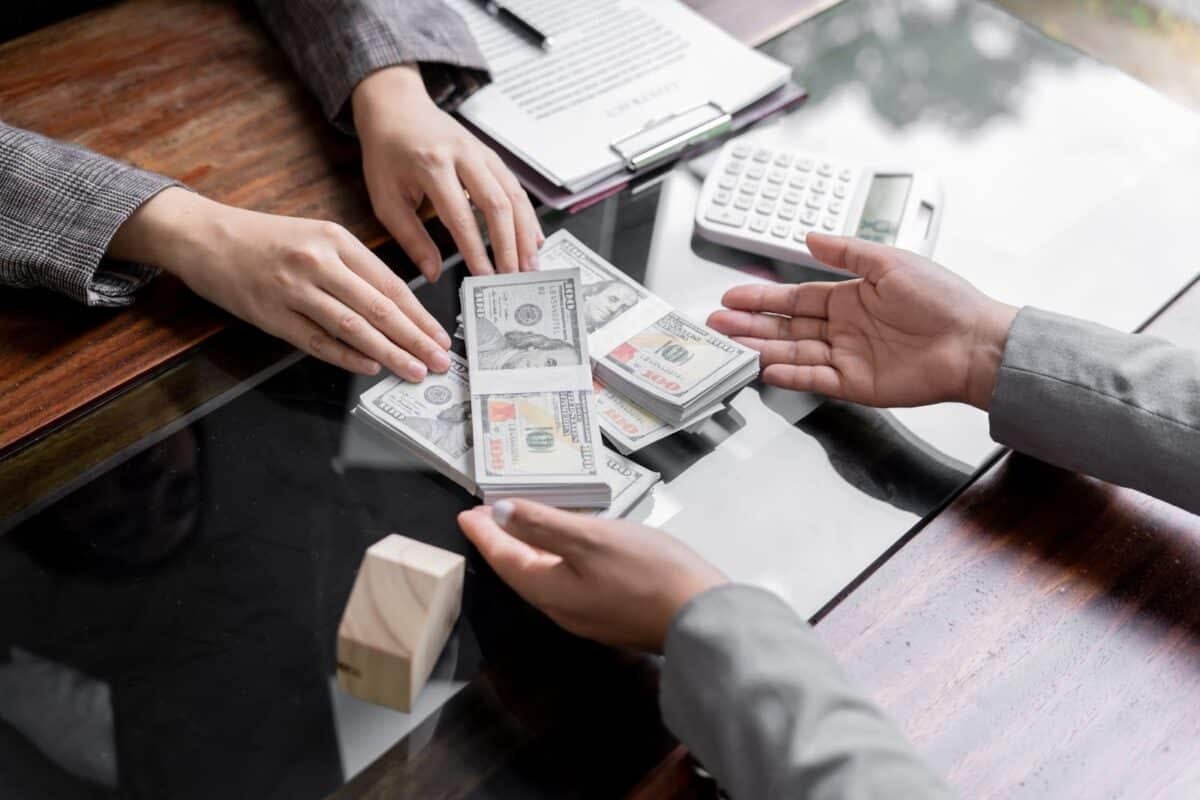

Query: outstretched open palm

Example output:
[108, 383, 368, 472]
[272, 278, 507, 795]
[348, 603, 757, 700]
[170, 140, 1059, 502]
[707, 235, 1017, 409]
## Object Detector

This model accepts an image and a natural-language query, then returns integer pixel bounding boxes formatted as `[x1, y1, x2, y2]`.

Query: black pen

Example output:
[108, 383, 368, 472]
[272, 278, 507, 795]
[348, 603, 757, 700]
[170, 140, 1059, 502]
[473, 0, 554, 50]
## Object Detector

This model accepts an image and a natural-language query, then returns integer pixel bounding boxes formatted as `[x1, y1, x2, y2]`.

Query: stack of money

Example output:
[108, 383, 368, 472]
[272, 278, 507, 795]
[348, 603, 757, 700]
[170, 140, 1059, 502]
[354, 353, 658, 518]
[538, 230, 760, 425]
[460, 268, 612, 507]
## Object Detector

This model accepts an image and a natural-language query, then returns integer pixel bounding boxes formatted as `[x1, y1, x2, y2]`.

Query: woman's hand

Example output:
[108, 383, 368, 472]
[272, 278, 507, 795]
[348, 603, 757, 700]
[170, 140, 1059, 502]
[108, 187, 451, 380]
[458, 500, 728, 652]
[707, 234, 1019, 410]
[351, 65, 543, 282]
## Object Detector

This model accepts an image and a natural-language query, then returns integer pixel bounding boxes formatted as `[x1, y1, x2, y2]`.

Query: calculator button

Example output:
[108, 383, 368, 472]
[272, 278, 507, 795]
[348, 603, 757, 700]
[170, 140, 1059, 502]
[773, 152, 792, 167]
[746, 165, 766, 180]
[733, 194, 753, 211]
[783, 190, 802, 205]
[839, 168, 854, 182]
[805, 195, 823, 210]
[812, 178, 830, 194]
[833, 184, 848, 199]
[712, 190, 732, 206]
[822, 216, 838, 231]
[828, 199, 843, 214]
[795, 158, 813, 172]
[771, 221, 790, 238]
[801, 209, 819, 226]
[753, 148, 773, 163]
[718, 174, 737, 190]
[738, 180, 760, 195]
[706, 207, 747, 227]
[724, 160, 744, 175]
[777, 204, 797, 221]
[761, 185, 780, 200]
[793, 226, 811, 243]
[732, 143, 752, 158]
[787, 175, 807, 190]
[749, 215, 769, 233]
[817, 162, 835, 177]
[756, 199, 776, 215]
[767, 169, 787, 184]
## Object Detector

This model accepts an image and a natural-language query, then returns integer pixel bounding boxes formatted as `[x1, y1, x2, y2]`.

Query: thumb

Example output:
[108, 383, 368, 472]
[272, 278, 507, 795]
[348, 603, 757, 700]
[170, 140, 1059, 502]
[377, 200, 444, 282]
[804, 233, 892, 281]
[492, 498, 599, 561]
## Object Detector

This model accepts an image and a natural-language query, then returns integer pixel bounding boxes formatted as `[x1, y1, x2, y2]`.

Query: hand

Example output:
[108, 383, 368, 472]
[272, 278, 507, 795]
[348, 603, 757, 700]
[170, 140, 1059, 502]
[458, 500, 728, 652]
[108, 187, 451, 380]
[351, 65, 543, 281]
[707, 234, 1019, 410]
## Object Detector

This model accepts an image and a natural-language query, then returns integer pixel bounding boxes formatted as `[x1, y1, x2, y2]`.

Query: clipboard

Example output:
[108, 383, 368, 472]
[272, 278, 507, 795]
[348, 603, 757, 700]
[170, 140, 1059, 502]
[461, 81, 808, 212]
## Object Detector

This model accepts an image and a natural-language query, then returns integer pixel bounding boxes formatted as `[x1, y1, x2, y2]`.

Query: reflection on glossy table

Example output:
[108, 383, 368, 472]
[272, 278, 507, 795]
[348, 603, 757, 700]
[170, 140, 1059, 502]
[2, 1, 1200, 799]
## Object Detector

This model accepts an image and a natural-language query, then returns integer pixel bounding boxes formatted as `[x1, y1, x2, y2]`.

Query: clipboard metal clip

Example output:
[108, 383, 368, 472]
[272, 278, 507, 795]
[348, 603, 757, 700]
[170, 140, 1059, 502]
[610, 101, 732, 172]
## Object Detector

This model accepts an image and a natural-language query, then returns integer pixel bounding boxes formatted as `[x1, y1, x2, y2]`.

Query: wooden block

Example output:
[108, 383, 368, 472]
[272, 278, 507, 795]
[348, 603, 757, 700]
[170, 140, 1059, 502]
[336, 535, 465, 713]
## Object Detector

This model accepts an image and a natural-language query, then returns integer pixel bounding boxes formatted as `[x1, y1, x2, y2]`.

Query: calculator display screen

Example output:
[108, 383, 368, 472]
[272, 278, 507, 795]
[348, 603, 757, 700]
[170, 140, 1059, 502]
[856, 175, 912, 246]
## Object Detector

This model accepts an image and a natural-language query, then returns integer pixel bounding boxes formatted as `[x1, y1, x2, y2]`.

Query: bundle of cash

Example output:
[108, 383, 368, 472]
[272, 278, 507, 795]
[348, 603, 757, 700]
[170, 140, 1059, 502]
[537, 230, 760, 424]
[354, 353, 658, 518]
[460, 268, 612, 507]
[593, 379, 721, 454]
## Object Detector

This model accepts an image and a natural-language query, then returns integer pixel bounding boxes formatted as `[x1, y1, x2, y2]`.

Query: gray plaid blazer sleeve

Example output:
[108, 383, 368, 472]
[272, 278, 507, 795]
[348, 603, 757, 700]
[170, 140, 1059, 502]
[254, 0, 491, 132]
[0, 122, 177, 307]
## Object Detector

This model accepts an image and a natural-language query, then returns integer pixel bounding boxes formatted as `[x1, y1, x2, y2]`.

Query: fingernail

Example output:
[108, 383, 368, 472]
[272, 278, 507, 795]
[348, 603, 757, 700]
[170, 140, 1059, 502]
[364, 361, 381, 375]
[492, 500, 514, 527]
[403, 360, 427, 382]
[430, 349, 451, 372]
[436, 329, 452, 349]
[423, 260, 441, 281]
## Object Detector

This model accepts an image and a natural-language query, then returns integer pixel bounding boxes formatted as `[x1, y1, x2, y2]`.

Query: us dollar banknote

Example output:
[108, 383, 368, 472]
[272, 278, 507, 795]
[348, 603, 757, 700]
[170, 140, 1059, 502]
[461, 268, 610, 506]
[354, 353, 656, 515]
[354, 354, 475, 493]
[536, 230, 759, 423]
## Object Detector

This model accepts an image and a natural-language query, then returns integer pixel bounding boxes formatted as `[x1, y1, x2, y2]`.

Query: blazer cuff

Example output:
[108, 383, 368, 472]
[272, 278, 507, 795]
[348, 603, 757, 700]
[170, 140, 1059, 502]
[63, 169, 175, 307]
[304, 3, 491, 132]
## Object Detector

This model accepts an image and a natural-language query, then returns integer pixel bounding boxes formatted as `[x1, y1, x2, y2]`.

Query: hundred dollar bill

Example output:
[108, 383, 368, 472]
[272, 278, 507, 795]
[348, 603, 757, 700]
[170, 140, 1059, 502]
[461, 269, 610, 507]
[354, 354, 475, 493]
[536, 230, 760, 424]
[353, 353, 657, 515]
[594, 379, 721, 454]
[453, 319, 723, 453]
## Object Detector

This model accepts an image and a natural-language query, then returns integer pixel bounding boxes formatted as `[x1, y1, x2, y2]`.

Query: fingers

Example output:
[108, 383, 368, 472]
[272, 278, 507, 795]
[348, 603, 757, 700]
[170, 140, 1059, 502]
[761, 363, 845, 395]
[458, 157, 519, 274]
[483, 149, 542, 271]
[422, 164, 494, 276]
[276, 311, 381, 376]
[457, 507, 569, 605]
[294, 287, 430, 382]
[720, 282, 836, 319]
[491, 498, 601, 560]
[804, 233, 893, 280]
[733, 337, 832, 368]
[336, 235, 453, 351]
[707, 309, 827, 342]
[374, 200, 445, 282]
[318, 265, 451, 375]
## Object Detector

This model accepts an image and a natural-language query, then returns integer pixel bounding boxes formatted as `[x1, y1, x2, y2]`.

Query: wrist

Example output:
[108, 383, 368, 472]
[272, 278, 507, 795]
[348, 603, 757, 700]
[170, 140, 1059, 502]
[107, 187, 234, 283]
[965, 300, 1020, 410]
[351, 64, 432, 131]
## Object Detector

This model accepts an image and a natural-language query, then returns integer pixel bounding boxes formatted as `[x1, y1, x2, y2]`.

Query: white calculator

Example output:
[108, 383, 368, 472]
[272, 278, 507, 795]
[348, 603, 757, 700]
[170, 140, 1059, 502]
[694, 140, 944, 274]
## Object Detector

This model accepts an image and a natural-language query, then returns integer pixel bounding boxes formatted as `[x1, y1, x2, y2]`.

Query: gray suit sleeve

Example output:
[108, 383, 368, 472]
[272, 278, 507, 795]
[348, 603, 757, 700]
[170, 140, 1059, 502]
[661, 584, 954, 800]
[254, 0, 490, 132]
[990, 307, 1200, 515]
[0, 122, 176, 307]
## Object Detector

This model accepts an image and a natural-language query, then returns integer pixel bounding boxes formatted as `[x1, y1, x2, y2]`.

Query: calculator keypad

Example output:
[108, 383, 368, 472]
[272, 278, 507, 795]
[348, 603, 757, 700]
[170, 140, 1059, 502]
[712, 145, 854, 244]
